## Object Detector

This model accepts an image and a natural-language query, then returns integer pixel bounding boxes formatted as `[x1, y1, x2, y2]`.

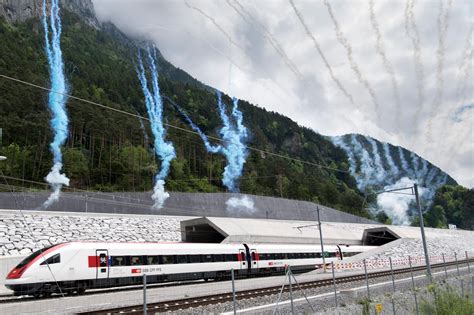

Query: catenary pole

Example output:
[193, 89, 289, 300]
[317, 206, 326, 270]
[414, 184, 431, 281]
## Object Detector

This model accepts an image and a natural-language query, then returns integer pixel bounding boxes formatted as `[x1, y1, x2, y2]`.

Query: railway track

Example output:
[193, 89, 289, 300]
[79, 259, 473, 314]
[0, 279, 206, 305]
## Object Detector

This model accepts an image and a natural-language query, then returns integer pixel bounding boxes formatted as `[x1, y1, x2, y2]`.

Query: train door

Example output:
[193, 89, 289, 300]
[95, 249, 109, 280]
[250, 249, 258, 269]
[239, 249, 246, 269]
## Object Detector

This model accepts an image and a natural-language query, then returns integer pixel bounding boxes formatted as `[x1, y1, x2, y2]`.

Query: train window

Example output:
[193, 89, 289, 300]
[202, 254, 213, 263]
[240, 252, 246, 261]
[130, 256, 142, 265]
[189, 255, 201, 263]
[16, 245, 55, 268]
[147, 256, 159, 265]
[276, 253, 284, 260]
[225, 254, 236, 261]
[112, 256, 126, 266]
[343, 252, 361, 257]
[161, 255, 174, 264]
[260, 253, 269, 260]
[177, 255, 188, 264]
[213, 254, 224, 262]
[40, 253, 60, 265]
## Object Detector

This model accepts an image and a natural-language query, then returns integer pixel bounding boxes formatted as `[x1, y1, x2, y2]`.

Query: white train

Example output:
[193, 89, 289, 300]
[5, 241, 374, 297]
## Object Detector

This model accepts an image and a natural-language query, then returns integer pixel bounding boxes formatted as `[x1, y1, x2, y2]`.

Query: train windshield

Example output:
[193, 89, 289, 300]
[15, 245, 55, 268]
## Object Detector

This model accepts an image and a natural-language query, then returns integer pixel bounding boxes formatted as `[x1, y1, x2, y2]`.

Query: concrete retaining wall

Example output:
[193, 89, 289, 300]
[0, 256, 22, 294]
[0, 192, 376, 224]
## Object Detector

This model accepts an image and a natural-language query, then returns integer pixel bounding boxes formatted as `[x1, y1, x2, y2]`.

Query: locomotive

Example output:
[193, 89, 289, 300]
[5, 241, 373, 296]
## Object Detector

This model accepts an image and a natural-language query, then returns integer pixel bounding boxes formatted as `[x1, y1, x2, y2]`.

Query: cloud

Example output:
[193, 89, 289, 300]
[91, 0, 473, 188]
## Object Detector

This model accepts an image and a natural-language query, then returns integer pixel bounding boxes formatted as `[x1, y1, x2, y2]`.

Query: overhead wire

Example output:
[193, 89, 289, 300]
[0, 170, 65, 297]
[0, 73, 350, 174]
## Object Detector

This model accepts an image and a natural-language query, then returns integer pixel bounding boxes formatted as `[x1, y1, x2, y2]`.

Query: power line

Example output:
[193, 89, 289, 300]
[0, 73, 350, 174]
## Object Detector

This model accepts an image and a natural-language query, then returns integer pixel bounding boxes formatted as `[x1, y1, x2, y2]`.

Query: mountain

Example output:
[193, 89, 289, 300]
[331, 134, 457, 224]
[0, 0, 465, 226]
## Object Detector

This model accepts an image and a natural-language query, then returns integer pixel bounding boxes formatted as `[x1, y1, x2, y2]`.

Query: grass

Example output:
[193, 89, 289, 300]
[420, 283, 474, 315]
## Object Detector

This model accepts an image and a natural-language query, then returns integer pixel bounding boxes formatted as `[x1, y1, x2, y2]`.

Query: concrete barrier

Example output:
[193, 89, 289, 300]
[0, 255, 23, 294]
[0, 191, 377, 224]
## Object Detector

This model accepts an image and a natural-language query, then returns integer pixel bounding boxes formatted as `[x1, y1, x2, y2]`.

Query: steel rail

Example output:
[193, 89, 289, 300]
[76, 258, 473, 314]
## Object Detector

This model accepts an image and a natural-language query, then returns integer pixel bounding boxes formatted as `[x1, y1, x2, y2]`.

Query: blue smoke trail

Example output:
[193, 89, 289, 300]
[216, 91, 249, 192]
[171, 102, 222, 153]
[451, 103, 474, 122]
[136, 47, 176, 209]
[40, 0, 70, 209]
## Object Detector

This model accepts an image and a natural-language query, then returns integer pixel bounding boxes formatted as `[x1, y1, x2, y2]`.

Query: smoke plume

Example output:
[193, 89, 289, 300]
[288, 0, 355, 105]
[216, 92, 249, 192]
[226, 195, 257, 213]
[39, 0, 70, 209]
[136, 47, 176, 209]
[377, 177, 423, 225]
[369, 0, 401, 126]
[324, 0, 381, 121]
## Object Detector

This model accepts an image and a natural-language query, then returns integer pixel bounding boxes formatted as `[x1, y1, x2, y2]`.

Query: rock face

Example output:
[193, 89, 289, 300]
[0, 211, 184, 256]
[0, 0, 99, 28]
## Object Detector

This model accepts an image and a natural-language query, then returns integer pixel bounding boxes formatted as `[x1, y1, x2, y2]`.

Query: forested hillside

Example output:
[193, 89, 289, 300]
[0, 3, 468, 227]
[0, 9, 367, 217]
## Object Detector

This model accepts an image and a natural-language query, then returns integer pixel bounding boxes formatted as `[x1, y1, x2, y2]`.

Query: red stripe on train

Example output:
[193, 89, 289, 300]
[88, 256, 109, 267]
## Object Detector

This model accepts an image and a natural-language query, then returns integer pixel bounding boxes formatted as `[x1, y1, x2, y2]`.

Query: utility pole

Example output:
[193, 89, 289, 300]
[317, 206, 326, 270]
[414, 183, 431, 281]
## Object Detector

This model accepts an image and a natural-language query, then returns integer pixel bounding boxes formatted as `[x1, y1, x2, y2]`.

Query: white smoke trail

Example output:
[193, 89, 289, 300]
[184, 0, 245, 52]
[455, 26, 473, 107]
[183, 0, 294, 104]
[288, 0, 355, 105]
[367, 137, 385, 182]
[383, 143, 399, 179]
[426, 0, 454, 140]
[398, 147, 410, 174]
[152, 179, 169, 209]
[350, 135, 377, 188]
[323, 0, 381, 120]
[40, 162, 70, 209]
[425, 167, 439, 186]
[227, 0, 303, 79]
[405, 0, 425, 129]
[331, 136, 357, 176]
[409, 152, 419, 178]
[419, 157, 429, 183]
[377, 177, 424, 225]
[226, 195, 257, 213]
[369, 0, 401, 126]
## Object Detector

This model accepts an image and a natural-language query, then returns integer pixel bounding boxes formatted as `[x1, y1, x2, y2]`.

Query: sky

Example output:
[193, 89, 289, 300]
[92, 0, 473, 188]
